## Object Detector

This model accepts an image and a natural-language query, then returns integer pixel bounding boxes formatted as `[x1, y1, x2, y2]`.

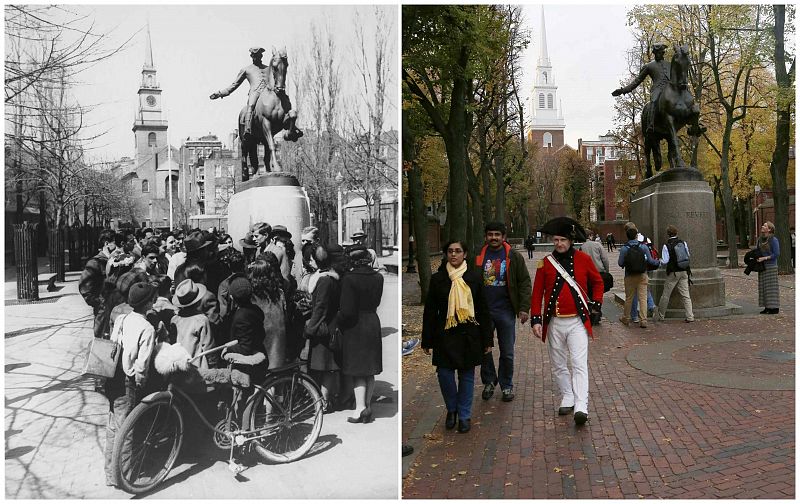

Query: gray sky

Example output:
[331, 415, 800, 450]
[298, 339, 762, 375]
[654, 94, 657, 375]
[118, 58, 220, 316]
[54, 4, 397, 162]
[521, 4, 637, 148]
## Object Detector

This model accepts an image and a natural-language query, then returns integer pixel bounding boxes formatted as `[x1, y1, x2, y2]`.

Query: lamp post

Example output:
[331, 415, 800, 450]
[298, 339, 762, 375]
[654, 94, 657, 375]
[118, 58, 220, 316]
[335, 171, 344, 244]
[753, 184, 761, 246]
[405, 170, 416, 273]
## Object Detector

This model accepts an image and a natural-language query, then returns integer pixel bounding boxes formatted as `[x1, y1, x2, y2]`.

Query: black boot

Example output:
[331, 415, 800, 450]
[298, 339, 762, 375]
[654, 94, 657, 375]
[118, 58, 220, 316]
[445, 411, 457, 430]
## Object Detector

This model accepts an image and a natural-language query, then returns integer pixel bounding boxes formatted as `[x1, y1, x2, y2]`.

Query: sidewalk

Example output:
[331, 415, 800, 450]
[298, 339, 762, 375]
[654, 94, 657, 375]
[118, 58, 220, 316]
[5, 263, 399, 499]
[402, 249, 795, 498]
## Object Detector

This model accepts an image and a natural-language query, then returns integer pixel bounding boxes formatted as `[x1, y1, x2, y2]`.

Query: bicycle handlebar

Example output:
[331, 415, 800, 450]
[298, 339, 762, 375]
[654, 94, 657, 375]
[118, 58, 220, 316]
[188, 339, 239, 363]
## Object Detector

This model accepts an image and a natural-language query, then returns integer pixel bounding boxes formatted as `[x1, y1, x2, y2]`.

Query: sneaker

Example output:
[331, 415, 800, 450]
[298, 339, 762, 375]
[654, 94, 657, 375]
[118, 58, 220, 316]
[639, 320, 648, 328]
[631, 318, 640, 324]
[501, 389, 515, 402]
[618, 316, 630, 326]
[482, 383, 495, 400]
[685, 318, 694, 323]
[402, 338, 419, 356]
[647, 307, 655, 318]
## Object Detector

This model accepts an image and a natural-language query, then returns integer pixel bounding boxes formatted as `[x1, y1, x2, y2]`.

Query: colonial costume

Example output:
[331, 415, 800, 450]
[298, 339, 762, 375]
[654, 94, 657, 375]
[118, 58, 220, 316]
[530, 217, 603, 425]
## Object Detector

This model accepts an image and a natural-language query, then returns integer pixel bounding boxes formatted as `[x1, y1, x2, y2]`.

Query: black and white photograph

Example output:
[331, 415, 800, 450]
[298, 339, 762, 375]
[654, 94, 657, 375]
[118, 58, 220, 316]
[5, 4, 399, 498]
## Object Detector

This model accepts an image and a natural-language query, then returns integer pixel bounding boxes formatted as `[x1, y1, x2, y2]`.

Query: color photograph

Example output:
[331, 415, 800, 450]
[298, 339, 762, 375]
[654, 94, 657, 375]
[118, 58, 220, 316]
[402, 4, 794, 499]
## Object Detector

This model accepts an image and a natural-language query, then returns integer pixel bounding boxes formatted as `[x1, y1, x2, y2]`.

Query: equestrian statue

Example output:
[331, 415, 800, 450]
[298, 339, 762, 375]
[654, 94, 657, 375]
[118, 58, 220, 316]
[612, 43, 706, 178]
[210, 46, 303, 181]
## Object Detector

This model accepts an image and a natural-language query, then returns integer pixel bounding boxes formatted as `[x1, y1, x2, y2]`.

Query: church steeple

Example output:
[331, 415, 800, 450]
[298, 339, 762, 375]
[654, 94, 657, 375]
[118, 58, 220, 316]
[538, 5, 550, 66]
[143, 21, 155, 71]
[528, 6, 565, 148]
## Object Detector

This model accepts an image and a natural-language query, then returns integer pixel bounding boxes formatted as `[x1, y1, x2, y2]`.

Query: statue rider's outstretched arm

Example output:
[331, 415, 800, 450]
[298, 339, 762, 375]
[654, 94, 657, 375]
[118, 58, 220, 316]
[613, 65, 649, 96]
[210, 68, 247, 100]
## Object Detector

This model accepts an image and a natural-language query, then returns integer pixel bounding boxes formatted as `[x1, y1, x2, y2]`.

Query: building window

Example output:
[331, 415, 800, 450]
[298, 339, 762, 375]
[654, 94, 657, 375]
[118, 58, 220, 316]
[543, 72, 547, 83]
[543, 132, 553, 147]
[586, 147, 593, 160]
[215, 165, 222, 178]
[148, 132, 156, 147]
[616, 212, 624, 220]
[615, 167, 622, 179]
[547, 94, 553, 109]
[142, 179, 149, 193]
[197, 167, 205, 181]
[538, 93, 545, 108]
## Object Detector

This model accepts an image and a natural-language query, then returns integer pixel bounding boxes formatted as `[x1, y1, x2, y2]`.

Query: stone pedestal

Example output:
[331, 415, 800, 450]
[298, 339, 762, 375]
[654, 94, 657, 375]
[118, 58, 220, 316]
[227, 172, 311, 281]
[630, 169, 742, 318]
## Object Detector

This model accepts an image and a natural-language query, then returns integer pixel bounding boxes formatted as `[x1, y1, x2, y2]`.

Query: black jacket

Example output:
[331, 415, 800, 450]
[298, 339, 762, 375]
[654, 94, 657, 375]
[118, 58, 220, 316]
[422, 262, 493, 369]
[744, 248, 766, 275]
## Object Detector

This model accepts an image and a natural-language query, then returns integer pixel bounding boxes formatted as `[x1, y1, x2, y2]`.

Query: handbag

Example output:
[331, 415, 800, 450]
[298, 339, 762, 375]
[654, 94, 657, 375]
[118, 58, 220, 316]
[546, 256, 602, 326]
[599, 270, 614, 293]
[82, 337, 121, 379]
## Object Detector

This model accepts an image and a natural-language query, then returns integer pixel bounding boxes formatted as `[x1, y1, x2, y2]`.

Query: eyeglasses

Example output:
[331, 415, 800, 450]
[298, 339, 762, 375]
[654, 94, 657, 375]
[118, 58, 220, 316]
[447, 248, 464, 254]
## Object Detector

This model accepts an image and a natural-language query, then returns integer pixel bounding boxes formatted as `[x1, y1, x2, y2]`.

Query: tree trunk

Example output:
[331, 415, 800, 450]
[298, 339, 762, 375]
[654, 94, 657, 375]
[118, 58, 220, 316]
[442, 47, 470, 242]
[719, 123, 739, 267]
[402, 110, 431, 303]
[770, 4, 794, 274]
[495, 148, 506, 223]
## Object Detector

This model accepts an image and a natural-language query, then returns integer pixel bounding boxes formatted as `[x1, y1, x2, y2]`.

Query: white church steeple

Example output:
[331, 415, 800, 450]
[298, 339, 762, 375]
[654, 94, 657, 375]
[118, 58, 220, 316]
[528, 6, 565, 148]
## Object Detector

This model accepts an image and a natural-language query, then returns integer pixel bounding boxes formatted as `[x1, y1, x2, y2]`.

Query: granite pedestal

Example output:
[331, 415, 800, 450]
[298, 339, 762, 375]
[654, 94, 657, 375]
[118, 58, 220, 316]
[630, 169, 742, 318]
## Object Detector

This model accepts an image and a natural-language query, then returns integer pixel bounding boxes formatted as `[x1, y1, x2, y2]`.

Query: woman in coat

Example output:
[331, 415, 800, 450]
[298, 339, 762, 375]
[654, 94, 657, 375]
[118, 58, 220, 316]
[247, 254, 288, 368]
[422, 240, 492, 433]
[338, 246, 384, 424]
[305, 244, 345, 413]
[756, 221, 781, 314]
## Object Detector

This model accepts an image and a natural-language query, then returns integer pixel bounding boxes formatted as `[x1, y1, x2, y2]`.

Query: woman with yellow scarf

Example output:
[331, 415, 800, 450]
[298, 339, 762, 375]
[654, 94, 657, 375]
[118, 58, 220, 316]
[422, 240, 492, 433]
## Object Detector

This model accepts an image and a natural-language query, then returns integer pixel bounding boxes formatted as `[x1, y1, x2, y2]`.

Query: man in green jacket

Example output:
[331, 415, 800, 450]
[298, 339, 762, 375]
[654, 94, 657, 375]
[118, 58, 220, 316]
[475, 222, 532, 401]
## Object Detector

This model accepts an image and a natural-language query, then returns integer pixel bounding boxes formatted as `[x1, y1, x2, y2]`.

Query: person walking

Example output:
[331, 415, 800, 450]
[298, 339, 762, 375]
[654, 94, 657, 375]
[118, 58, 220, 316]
[654, 225, 694, 322]
[476, 222, 531, 402]
[618, 226, 660, 328]
[579, 233, 609, 275]
[524, 234, 535, 259]
[339, 246, 385, 424]
[756, 221, 781, 314]
[530, 217, 603, 426]
[422, 240, 492, 433]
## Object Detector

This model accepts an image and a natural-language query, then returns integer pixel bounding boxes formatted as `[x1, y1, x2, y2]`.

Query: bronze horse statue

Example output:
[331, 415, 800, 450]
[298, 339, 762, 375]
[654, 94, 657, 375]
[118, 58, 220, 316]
[239, 47, 303, 180]
[641, 45, 705, 178]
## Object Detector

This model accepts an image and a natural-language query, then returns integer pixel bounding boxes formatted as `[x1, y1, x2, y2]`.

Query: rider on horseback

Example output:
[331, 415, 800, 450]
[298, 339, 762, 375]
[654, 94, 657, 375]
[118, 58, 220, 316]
[209, 47, 270, 140]
[612, 43, 670, 134]
[613, 43, 706, 137]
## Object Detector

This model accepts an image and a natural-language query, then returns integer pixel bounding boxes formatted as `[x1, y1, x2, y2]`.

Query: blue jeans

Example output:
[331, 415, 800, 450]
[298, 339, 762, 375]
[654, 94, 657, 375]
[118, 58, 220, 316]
[631, 289, 655, 320]
[437, 367, 475, 420]
[480, 308, 516, 390]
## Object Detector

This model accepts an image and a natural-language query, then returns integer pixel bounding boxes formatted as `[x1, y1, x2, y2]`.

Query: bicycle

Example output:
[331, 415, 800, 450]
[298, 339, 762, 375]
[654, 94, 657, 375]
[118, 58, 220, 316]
[111, 340, 324, 494]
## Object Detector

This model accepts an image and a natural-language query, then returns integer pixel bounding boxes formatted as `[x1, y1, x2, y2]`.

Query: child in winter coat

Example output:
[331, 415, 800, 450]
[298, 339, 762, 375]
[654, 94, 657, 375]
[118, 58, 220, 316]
[170, 279, 217, 370]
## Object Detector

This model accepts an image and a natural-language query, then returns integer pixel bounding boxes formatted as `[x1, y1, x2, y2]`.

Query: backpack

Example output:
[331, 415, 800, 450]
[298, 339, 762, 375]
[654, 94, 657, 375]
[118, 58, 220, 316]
[623, 244, 647, 274]
[672, 240, 690, 270]
[646, 241, 660, 271]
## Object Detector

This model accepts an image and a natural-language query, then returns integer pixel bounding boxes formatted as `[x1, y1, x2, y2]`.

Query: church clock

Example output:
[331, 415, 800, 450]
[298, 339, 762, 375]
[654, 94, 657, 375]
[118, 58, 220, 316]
[146, 95, 156, 107]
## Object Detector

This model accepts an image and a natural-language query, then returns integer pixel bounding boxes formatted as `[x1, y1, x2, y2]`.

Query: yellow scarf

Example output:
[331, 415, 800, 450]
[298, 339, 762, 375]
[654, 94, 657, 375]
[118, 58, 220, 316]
[445, 261, 477, 329]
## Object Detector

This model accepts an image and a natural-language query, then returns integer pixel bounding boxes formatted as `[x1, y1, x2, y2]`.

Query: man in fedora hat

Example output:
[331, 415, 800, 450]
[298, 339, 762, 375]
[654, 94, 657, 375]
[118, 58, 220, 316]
[530, 217, 603, 425]
[210, 47, 270, 139]
[348, 229, 377, 268]
[239, 231, 259, 264]
[174, 230, 231, 296]
[265, 224, 295, 282]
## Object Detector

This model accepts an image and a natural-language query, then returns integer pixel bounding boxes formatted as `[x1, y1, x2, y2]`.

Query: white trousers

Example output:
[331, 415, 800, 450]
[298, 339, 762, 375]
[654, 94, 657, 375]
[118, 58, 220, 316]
[546, 316, 589, 414]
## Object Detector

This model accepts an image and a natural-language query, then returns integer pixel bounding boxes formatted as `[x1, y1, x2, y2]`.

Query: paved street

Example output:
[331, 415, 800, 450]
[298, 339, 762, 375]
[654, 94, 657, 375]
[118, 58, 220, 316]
[5, 259, 399, 499]
[402, 248, 795, 498]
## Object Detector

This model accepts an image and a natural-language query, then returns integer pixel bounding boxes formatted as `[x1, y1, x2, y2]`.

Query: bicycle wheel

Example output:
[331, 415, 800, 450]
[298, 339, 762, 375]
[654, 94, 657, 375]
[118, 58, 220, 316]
[112, 398, 184, 494]
[247, 372, 323, 463]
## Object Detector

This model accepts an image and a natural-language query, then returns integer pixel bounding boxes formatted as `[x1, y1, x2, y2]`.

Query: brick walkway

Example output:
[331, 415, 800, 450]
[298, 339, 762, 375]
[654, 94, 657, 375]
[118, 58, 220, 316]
[402, 249, 795, 499]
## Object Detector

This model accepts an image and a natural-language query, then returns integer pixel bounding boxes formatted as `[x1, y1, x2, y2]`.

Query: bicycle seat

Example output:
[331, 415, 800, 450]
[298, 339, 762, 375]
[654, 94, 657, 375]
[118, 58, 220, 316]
[224, 352, 266, 366]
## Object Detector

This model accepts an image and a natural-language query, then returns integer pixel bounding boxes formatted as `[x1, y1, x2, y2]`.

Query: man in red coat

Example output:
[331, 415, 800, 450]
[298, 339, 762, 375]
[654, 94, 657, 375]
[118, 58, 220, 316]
[530, 217, 603, 425]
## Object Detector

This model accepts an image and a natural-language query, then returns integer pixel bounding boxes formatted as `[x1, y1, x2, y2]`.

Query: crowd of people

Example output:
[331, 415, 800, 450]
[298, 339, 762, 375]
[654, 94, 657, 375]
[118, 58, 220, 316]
[79, 224, 385, 487]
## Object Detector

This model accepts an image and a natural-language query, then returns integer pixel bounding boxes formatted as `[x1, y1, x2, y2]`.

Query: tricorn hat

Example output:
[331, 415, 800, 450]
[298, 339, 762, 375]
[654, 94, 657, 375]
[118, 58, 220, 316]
[249, 47, 265, 56]
[540, 217, 587, 242]
[652, 43, 668, 53]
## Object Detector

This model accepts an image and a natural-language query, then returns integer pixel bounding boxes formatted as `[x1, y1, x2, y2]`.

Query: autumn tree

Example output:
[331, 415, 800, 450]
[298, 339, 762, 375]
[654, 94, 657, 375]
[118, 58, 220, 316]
[768, 5, 795, 274]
